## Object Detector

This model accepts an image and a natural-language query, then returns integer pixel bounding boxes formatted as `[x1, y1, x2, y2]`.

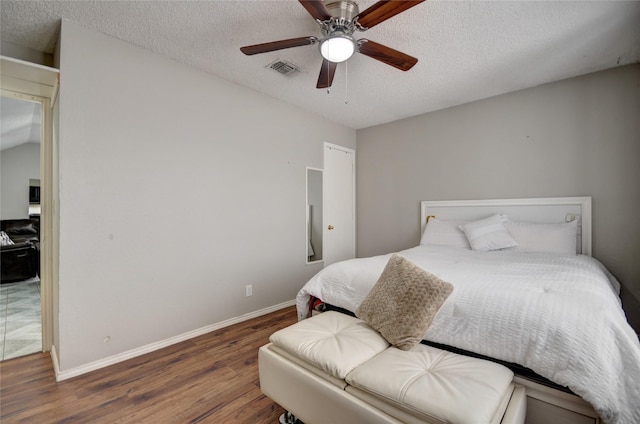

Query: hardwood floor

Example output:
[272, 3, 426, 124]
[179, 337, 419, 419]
[0, 305, 298, 423]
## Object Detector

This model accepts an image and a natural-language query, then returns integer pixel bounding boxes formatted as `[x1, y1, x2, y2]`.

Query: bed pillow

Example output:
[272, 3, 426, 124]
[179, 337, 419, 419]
[506, 219, 578, 254]
[459, 214, 518, 251]
[356, 254, 453, 351]
[419, 218, 471, 249]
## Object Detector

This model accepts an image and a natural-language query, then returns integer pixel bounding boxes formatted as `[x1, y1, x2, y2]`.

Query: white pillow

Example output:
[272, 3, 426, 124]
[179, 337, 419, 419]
[0, 231, 14, 246]
[506, 219, 578, 255]
[419, 218, 470, 249]
[459, 214, 518, 252]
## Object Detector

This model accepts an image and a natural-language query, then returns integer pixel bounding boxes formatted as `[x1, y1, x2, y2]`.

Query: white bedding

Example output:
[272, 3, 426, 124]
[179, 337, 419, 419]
[296, 245, 640, 424]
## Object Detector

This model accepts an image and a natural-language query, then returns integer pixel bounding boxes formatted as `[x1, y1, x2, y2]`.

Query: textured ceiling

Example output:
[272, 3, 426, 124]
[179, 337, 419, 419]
[1, 1, 639, 130]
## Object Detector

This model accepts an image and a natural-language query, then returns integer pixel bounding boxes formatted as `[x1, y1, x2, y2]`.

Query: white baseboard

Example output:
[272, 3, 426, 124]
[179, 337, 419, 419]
[53, 299, 296, 382]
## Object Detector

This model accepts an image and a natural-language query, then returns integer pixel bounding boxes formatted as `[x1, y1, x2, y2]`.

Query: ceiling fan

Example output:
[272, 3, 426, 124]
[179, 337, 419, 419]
[240, 0, 424, 89]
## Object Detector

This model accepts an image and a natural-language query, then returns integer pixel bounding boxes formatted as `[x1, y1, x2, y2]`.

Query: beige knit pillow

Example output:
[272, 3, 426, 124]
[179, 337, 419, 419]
[356, 254, 453, 351]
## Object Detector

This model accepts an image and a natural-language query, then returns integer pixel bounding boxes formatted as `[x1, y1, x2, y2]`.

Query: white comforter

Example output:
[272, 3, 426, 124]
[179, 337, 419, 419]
[296, 245, 640, 424]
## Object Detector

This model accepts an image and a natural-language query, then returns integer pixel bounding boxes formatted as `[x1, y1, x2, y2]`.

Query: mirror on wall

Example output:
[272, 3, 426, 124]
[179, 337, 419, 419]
[306, 167, 323, 264]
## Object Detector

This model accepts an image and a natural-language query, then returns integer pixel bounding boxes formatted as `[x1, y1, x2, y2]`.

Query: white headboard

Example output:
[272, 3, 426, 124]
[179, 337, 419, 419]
[420, 197, 592, 255]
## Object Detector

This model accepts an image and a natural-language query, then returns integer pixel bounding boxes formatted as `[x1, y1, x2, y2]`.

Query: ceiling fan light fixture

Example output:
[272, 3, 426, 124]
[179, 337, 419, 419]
[319, 34, 355, 63]
[239, 0, 425, 89]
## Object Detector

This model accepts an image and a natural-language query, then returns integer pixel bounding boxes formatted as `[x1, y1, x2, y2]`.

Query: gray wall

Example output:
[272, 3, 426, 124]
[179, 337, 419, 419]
[56, 20, 355, 373]
[0, 142, 40, 219]
[356, 64, 640, 331]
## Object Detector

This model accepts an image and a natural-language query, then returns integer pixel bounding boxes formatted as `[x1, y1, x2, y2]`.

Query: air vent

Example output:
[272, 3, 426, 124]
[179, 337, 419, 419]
[267, 59, 301, 77]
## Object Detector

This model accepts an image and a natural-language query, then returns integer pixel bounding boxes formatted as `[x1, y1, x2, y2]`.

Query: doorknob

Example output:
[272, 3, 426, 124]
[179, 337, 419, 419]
[328, 225, 334, 230]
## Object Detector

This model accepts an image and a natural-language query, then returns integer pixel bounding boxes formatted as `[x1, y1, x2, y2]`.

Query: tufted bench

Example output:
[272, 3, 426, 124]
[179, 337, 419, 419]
[259, 311, 526, 424]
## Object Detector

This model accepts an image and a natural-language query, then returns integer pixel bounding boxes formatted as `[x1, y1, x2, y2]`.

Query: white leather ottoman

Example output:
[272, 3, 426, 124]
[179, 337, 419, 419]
[259, 311, 526, 424]
[268, 310, 390, 384]
[346, 344, 523, 424]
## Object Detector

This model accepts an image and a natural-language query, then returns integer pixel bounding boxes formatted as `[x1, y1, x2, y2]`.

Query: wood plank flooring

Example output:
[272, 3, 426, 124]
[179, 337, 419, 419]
[0, 305, 298, 423]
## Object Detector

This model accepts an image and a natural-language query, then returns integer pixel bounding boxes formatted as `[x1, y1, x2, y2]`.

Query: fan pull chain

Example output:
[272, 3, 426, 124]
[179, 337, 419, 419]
[327, 57, 331, 94]
[344, 60, 349, 104]
[326, 43, 331, 94]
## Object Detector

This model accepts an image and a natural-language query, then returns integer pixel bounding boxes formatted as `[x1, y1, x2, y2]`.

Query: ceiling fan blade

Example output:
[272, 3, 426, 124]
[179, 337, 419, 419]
[298, 0, 333, 21]
[355, 0, 425, 29]
[317, 59, 338, 89]
[240, 36, 318, 55]
[358, 39, 418, 71]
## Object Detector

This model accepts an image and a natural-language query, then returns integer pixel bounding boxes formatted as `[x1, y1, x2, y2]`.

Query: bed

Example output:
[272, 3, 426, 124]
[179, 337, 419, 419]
[295, 197, 640, 424]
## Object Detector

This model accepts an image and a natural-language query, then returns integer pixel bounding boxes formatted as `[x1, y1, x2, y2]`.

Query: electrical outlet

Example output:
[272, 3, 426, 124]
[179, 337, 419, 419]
[245, 285, 253, 297]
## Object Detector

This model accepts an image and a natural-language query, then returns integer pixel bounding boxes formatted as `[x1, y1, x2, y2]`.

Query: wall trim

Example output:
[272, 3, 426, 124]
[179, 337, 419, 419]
[50, 344, 60, 376]
[53, 299, 296, 382]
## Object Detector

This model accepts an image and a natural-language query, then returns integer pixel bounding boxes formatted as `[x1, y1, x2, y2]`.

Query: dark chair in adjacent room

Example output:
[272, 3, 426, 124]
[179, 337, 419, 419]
[1, 242, 39, 283]
[1, 218, 40, 284]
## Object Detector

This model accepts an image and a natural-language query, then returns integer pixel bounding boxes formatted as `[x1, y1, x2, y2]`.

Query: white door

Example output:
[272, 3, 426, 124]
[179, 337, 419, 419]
[323, 143, 355, 266]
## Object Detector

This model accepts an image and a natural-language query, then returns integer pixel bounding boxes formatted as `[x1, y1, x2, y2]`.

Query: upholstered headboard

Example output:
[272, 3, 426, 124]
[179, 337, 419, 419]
[420, 197, 592, 256]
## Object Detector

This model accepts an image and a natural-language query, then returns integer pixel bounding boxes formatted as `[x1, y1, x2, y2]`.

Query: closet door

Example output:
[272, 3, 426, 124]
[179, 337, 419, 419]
[323, 143, 355, 266]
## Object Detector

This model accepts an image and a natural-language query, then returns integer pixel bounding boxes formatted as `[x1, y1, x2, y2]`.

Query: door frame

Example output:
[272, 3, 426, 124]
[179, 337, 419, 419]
[1, 56, 59, 353]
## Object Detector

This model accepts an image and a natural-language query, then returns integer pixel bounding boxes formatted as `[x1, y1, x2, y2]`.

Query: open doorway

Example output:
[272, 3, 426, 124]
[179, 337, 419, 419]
[1, 55, 58, 365]
[0, 95, 43, 360]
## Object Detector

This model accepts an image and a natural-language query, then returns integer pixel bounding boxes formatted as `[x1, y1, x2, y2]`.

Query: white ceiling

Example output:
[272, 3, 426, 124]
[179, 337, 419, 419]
[1, 0, 639, 131]
[0, 96, 41, 151]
